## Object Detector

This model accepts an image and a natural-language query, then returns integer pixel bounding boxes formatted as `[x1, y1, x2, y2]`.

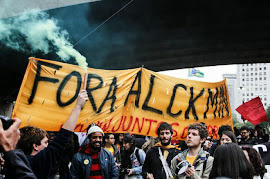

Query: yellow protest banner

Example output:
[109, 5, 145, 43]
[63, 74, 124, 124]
[12, 57, 233, 140]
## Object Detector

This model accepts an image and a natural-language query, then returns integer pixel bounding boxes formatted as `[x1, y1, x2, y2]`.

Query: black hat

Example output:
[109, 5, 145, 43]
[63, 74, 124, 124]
[123, 134, 134, 143]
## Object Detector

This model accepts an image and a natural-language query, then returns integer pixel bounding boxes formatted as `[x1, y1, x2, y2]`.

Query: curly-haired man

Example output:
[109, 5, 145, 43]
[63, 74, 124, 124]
[171, 123, 214, 179]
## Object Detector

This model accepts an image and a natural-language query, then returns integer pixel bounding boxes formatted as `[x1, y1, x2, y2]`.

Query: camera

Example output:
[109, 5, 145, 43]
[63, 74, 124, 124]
[0, 115, 13, 130]
[175, 160, 191, 177]
[203, 136, 212, 146]
[120, 168, 130, 174]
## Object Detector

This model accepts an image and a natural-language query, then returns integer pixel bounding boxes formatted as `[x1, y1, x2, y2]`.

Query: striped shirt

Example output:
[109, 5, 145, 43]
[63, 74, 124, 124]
[89, 152, 103, 179]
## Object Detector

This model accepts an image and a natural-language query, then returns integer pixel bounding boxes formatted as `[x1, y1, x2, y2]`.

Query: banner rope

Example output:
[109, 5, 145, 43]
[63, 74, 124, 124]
[73, 0, 134, 47]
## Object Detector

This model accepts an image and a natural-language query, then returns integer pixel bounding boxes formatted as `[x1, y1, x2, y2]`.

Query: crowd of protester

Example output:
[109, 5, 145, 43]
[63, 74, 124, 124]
[0, 90, 270, 178]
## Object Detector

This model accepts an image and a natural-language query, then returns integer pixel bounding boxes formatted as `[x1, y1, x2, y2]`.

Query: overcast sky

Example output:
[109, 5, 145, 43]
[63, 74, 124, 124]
[158, 64, 237, 83]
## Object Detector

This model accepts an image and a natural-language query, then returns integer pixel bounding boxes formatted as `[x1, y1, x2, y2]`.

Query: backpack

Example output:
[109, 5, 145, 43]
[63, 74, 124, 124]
[135, 148, 141, 165]
[202, 154, 209, 173]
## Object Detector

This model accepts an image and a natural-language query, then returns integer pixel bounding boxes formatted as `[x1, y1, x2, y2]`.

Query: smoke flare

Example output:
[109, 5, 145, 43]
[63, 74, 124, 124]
[0, 10, 88, 70]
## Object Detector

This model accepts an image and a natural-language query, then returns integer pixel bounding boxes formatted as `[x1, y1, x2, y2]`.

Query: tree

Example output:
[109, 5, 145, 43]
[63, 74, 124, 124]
[232, 113, 254, 129]
[232, 113, 241, 128]
[265, 105, 270, 124]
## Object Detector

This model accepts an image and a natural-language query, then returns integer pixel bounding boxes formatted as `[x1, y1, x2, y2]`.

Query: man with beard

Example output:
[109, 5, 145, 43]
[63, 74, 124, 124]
[69, 124, 118, 178]
[238, 126, 255, 145]
[142, 122, 181, 179]
[171, 123, 214, 179]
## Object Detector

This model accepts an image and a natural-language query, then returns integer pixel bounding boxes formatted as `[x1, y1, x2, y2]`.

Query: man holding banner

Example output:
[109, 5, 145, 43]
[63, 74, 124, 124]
[17, 90, 88, 178]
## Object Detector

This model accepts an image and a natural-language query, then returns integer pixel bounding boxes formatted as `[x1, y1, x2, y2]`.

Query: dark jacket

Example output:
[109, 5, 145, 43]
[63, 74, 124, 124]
[27, 128, 73, 179]
[69, 145, 118, 179]
[3, 149, 37, 179]
[208, 141, 218, 156]
[142, 142, 181, 179]
[112, 144, 121, 164]
[238, 137, 256, 145]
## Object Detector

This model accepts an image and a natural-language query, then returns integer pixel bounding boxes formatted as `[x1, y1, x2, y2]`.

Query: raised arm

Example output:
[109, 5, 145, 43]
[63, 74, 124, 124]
[62, 90, 88, 131]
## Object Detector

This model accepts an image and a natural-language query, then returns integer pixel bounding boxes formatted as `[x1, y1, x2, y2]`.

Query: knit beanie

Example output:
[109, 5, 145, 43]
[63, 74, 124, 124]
[87, 125, 104, 136]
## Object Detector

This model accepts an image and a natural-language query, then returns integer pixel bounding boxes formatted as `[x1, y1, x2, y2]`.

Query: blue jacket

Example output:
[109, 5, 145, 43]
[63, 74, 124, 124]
[129, 147, 146, 179]
[69, 146, 118, 179]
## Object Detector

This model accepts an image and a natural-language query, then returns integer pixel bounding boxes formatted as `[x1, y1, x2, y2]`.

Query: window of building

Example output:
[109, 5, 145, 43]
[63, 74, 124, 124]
[242, 79, 245, 81]
[264, 77, 266, 80]
[264, 72, 266, 75]
[255, 68, 257, 71]
[265, 103, 267, 106]
[255, 88, 258, 91]
[251, 78, 253, 81]
[264, 87, 267, 90]
[242, 69, 245, 71]
[251, 93, 253, 96]
[255, 78, 257, 81]
[264, 67, 266, 70]
[260, 77, 262, 80]
[260, 67, 262, 70]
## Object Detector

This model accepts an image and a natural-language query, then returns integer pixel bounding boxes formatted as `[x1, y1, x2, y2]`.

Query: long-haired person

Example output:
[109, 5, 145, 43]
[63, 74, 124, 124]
[120, 134, 146, 179]
[242, 145, 270, 179]
[209, 143, 254, 179]
[220, 131, 237, 145]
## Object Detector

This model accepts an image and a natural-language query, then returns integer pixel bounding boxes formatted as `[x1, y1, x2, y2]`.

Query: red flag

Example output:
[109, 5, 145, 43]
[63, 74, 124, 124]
[236, 97, 268, 126]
